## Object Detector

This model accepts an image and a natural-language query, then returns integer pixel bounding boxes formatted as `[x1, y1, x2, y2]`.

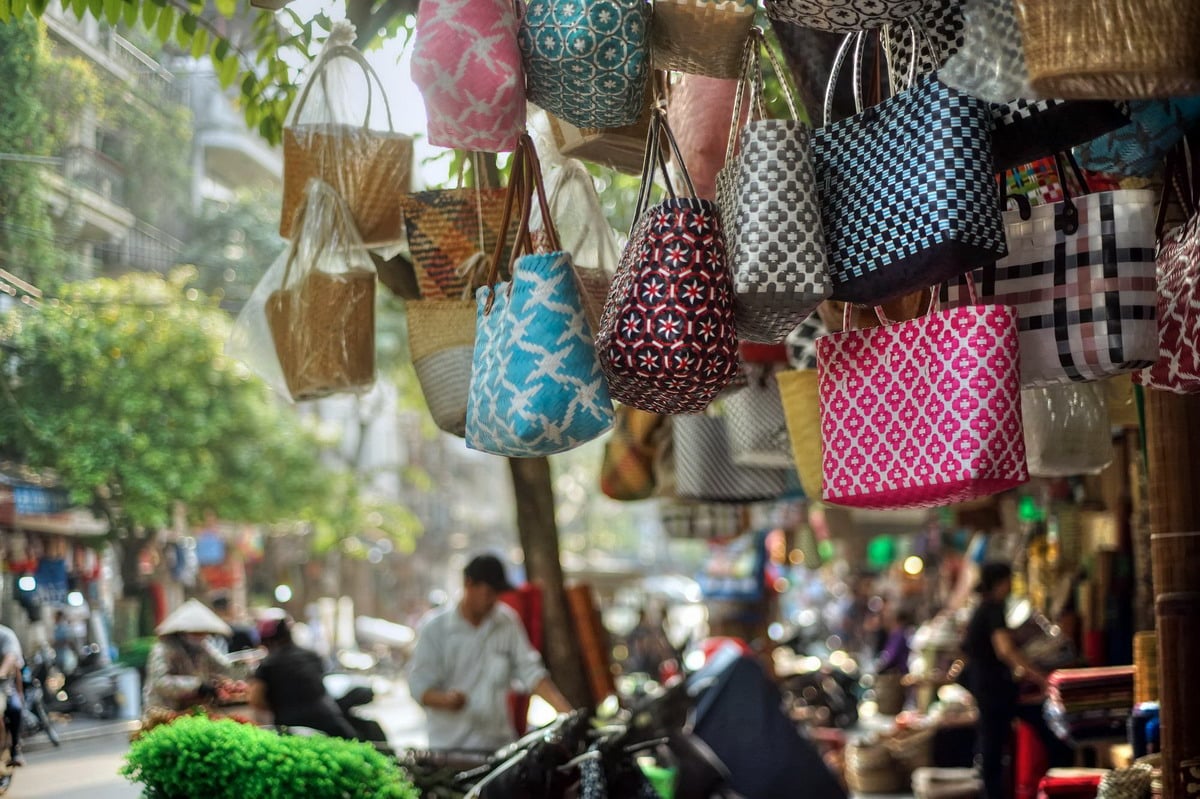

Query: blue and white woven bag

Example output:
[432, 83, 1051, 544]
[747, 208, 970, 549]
[466, 134, 614, 457]
[518, 0, 650, 129]
[812, 33, 1007, 306]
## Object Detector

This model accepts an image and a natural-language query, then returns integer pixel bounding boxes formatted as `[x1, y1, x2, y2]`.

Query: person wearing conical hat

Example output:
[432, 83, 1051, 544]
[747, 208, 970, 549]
[143, 599, 235, 715]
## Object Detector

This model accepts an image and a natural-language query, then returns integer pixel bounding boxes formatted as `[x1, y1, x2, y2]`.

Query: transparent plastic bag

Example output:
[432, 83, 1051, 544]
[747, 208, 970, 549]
[1021, 383, 1113, 478]
[280, 22, 413, 247]
[229, 179, 377, 402]
[939, 0, 1038, 103]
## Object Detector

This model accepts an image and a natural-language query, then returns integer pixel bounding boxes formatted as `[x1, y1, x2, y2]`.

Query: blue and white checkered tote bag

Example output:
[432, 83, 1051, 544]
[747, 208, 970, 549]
[943, 154, 1159, 388]
[466, 134, 615, 457]
[811, 32, 1007, 306]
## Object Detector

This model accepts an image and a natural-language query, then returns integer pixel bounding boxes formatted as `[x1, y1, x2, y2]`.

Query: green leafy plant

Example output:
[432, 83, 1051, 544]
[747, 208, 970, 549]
[121, 715, 419, 799]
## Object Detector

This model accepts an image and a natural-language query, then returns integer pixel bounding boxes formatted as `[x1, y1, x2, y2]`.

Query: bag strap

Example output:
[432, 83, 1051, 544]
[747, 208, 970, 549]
[841, 275, 975, 331]
[630, 108, 701, 236]
[279, 180, 361, 289]
[290, 44, 397, 133]
[1156, 137, 1199, 239]
[724, 28, 803, 166]
[484, 145, 528, 311]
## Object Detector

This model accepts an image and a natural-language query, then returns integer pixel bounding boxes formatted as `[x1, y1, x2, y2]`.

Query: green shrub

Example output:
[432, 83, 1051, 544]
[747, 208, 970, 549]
[121, 715, 419, 799]
[116, 637, 157, 674]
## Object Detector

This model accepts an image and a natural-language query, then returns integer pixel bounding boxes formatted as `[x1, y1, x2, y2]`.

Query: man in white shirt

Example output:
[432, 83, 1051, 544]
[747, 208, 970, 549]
[408, 554, 572, 750]
[0, 624, 24, 766]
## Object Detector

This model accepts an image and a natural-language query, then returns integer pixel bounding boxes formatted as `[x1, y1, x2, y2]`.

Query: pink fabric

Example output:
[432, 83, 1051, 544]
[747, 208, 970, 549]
[817, 305, 1029, 509]
[410, 0, 525, 152]
[667, 75, 745, 200]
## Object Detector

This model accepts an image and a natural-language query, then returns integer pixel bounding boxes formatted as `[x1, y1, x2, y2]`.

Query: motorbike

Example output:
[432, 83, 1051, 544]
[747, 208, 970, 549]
[21, 652, 60, 747]
[45, 644, 125, 720]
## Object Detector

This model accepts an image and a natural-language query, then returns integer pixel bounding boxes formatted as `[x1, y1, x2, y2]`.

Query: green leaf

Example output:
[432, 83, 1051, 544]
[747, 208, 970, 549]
[156, 5, 174, 43]
[190, 28, 207, 60]
[215, 38, 230, 61]
[86, 0, 102, 19]
[175, 17, 192, 49]
[180, 12, 196, 33]
[313, 12, 332, 32]
[103, 0, 120, 26]
[10, 0, 25, 20]
[140, 0, 158, 28]
[0, 2, 10, 24]
[214, 0, 235, 16]
[29, 0, 48, 16]
[217, 54, 239, 89]
[122, 0, 137, 27]
[70, 0, 88, 19]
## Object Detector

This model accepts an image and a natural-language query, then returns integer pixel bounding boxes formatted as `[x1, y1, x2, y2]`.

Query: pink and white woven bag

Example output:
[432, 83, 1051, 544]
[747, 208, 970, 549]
[410, 0, 525, 152]
[817, 287, 1029, 509]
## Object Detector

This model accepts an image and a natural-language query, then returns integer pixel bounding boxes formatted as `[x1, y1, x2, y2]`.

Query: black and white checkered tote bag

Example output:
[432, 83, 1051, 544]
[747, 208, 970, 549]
[991, 99, 1129, 173]
[811, 33, 1007, 305]
[944, 156, 1159, 387]
[939, 0, 1033, 103]
[717, 29, 831, 344]
[673, 413, 791, 503]
[765, 0, 935, 33]
[882, 0, 966, 97]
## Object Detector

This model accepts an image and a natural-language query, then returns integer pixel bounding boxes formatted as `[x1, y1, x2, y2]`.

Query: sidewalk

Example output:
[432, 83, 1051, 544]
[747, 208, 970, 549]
[24, 714, 140, 752]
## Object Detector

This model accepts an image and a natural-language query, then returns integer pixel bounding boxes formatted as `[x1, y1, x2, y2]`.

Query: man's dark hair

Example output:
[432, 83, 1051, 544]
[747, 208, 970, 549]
[977, 562, 1013, 594]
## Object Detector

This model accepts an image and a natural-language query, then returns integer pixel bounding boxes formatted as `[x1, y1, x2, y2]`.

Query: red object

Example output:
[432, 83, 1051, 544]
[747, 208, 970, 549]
[1037, 773, 1103, 799]
[1015, 720, 1051, 799]
[150, 582, 168, 627]
[738, 341, 789, 364]
[698, 636, 753, 665]
[501, 584, 543, 737]
[1083, 631, 1106, 666]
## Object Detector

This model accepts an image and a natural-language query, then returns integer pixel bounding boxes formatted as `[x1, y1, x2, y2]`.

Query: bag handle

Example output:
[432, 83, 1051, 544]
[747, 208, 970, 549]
[841, 275, 977, 332]
[290, 44, 397, 133]
[1156, 137, 1199, 239]
[724, 28, 802, 166]
[279, 179, 362, 290]
[630, 108, 701, 236]
[484, 145, 528, 312]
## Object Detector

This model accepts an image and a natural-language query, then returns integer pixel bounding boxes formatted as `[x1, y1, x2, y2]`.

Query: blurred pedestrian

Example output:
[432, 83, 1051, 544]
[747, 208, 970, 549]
[408, 554, 573, 750]
[143, 599, 235, 715]
[249, 616, 356, 739]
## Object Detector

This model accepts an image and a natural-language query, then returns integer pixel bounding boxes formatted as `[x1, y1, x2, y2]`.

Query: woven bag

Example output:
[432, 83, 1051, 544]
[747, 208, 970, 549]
[651, 0, 756, 80]
[938, 0, 1032, 103]
[659, 500, 745, 539]
[281, 42, 413, 247]
[266, 181, 376, 402]
[670, 72, 742, 201]
[812, 34, 1007, 305]
[845, 740, 907, 795]
[406, 256, 489, 437]
[400, 157, 515, 300]
[600, 406, 664, 501]
[991, 99, 1129, 173]
[718, 28, 831, 345]
[778, 369, 823, 499]
[1021, 383, 1113, 478]
[882, 0, 966, 97]
[723, 365, 794, 469]
[672, 414, 791, 503]
[765, 0, 934, 33]
[1078, 98, 1200, 180]
[1016, 0, 1200, 99]
[595, 108, 740, 414]
[547, 102, 653, 176]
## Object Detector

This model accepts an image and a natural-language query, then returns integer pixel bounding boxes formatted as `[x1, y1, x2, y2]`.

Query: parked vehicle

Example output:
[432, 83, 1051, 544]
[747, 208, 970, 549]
[21, 652, 60, 746]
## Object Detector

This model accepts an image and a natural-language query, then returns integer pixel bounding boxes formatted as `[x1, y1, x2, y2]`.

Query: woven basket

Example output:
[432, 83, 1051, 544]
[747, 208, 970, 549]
[874, 673, 907, 716]
[778, 369, 822, 500]
[887, 726, 936, 773]
[266, 268, 376, 401]
[846, 741, 907, 794]
[280, 46, 413, 246]
[399, 188, 514, 300]
[1017, 0, 1200, 99]
[723, 369, 794, 469]
[407, 299, 477, 437]
[1134, 631, 1158, 705]
[651, 0, 756, 80]
[548, 107, 652, 176]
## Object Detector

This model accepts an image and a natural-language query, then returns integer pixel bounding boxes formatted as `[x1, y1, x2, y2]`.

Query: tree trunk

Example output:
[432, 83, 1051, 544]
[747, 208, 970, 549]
[507, 457, 591, 709]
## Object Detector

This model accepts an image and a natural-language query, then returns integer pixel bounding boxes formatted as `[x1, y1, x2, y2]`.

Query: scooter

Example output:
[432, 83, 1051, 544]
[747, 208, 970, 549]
[46, 645, 124, 720]
[22, 653, 60, 746]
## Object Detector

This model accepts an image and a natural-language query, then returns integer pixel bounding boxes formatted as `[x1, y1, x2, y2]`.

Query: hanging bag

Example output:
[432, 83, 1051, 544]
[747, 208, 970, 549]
[1076, 98, 1200, 180]
[466, 134, 615, 457]
[764, 0, 934, 33]
[519, 0, 651, 129]
[399, 156, 514, 300]
[723, 363, 794, 469]
[595, 108, 740, 414]
[546, 105, 654, 177]
[281, 28, 413, 247]
[1135, 138, 1200, 393]
[231, 179, 376, 402]
[409, 0, 525, 152]
[990, 99, 1129, 173]
[944, 154, 1159, 387]
[599, 406, 665, 501]
[1021, 383, 1113, 478]
[718, 27, 831, 344]
[652, 0, 756, 80]
[1015, 0, 1200, 100]
[818, 282, 1028, 509]
[811, 31, 1007, 305]
[668, 72, 743, 201]
[937, 0, 1032, 103]
[672, 411, 791, 504]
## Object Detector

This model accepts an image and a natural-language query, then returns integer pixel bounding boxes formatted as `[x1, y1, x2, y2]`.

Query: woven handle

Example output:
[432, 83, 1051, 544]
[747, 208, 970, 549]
[291, 44, 397, 133]
[630, 108, 702, 235]
[1156, 134, 1199, 238]
[279, 180, 361, 290]
[724, 28, 802, 165]
[823, 23, 925, 128]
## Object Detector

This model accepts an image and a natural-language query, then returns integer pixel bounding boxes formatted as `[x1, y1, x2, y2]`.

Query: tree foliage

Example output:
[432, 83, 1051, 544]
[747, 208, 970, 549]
[0, 269, 335, 537]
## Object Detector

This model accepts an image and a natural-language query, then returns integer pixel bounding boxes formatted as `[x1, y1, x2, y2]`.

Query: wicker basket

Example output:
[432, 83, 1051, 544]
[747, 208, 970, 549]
[548, 107, 652, 176]
[778, 369, 822, 500]
[399, 187, 514, 300]
[1017, 0, 1200, 99]
[874, 673, 907, 716]
[1134, 631, 1159, 705]
[846, 740, 907, 794]
[887, 726, 936, 774]
[266, 268, 376, 401]
[651, 0, 756, 80]
[407, 298, 477, 437]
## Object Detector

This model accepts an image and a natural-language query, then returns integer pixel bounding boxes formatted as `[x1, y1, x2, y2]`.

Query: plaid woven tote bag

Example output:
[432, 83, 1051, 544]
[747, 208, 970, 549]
[466, 135, 614, 457]
[811, 34, 1006, 305]
[818, 288, 1028, 509]
[595, 108, 740, 414]
[945, 156, 1159, 387]
[717, 28, 831, 345]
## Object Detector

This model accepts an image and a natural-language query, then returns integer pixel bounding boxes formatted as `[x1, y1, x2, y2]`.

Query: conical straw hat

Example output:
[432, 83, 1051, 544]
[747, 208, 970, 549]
[155, 599, 233, 637]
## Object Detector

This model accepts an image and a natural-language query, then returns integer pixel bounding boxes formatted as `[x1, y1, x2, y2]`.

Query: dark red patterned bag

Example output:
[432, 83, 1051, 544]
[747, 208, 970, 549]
[595, 108, 739, 414]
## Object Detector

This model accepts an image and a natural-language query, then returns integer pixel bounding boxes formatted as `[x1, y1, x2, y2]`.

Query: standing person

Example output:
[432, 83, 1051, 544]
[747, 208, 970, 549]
[52, 610, 78, 675]
[875, 608, 913, 675]
[143, 599, 235, 715]
[408, 554, 573, 750]
[210, 595, 259, 654]
[963, 563, 1072, 799]
[0, 625, 25, 766]
[248, 615, 357, 739]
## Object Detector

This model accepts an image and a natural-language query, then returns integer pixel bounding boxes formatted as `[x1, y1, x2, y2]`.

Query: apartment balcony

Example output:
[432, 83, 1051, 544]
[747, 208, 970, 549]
[41, 147, 135, 242]
[185, 68, 282, 198]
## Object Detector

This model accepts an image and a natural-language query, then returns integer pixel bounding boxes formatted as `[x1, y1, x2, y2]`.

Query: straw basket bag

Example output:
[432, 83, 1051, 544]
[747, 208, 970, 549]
[281, 45, 413, 246]
[845, 739, 907, 794]
[548, 106, 652, 176]
[778, 369, 823, 499]
[651, 0, 756, 80]
[266, 184, 376, 402]
[1016, 0, 1200, 99]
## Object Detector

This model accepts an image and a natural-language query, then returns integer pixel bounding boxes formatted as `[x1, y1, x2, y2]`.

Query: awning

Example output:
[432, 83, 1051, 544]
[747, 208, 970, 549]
[12, 509, 108, 537]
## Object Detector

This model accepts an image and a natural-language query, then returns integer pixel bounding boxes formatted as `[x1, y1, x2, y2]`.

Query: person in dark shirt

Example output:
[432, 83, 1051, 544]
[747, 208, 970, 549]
[248, 616, 356, 739]
[963, 563, 1071, 799]
[211, 596, 259, 654]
